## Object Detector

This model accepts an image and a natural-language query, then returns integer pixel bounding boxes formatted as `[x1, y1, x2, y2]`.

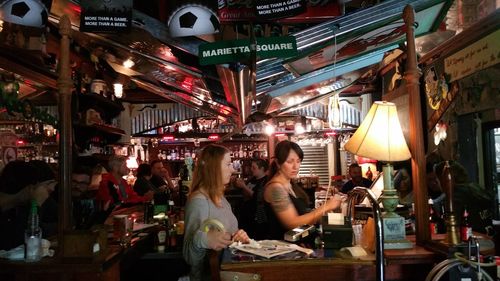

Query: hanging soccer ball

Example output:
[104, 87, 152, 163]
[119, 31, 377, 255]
[168, 4, 220, 37]
[0, 0, 48, 28]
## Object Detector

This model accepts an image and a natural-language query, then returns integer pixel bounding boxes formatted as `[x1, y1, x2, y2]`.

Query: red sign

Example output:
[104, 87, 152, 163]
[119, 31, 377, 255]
[218, 0, 342, 23]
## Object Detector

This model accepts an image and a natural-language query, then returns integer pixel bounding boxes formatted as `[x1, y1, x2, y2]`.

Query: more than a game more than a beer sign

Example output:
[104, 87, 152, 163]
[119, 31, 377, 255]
[255, 0, 306, 20]
[80, 0, 132, 33]
[199, 36, 297, 65]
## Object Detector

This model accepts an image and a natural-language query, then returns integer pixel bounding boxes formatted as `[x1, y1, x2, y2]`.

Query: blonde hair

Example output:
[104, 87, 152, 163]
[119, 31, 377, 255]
[190, 144, 230, 206]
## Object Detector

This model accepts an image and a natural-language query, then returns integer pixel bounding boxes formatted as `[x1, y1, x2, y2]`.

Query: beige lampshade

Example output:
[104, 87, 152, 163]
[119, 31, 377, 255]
[344, 101, 411, 162]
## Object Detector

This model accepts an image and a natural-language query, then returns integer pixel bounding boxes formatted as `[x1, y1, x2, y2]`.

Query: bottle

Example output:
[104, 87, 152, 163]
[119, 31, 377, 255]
[238, 145, 244, 158]
[405, 203, 416, 234]
[438, 204, 446, 234]
[25, 200, 42, 262]
[366, 166, 373, 181]
[156, 217, 167, 253]
[429, 202, 438, 236]
[169, 223, 177, 251]
[143, 201, 154, 224]
[461, 207, 472, 242]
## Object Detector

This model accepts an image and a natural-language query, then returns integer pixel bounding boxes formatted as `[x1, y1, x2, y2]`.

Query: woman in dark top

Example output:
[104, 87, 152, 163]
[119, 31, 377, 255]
[263, 140, 341, 240]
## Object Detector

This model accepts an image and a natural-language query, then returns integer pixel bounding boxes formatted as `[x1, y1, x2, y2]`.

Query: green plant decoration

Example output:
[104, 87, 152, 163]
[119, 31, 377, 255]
[0, 82, 58, 127]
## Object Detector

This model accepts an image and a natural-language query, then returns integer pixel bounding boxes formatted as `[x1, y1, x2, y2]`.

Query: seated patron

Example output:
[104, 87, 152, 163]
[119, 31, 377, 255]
[133, 163, 158, 196]
[150, 160, 175, 194]
[0, 181, 52, 213]
[341, 163, 373, 193]
[72, 165, 100, 229]
[426, 153, 494, 234]
[96, 155, 148, 209]
[0, 161, 57, 250]
[394, 167, 413, 206]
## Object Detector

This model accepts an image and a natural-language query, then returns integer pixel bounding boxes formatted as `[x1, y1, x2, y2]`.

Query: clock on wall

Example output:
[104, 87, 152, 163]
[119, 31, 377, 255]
[2, 147, 17, 164]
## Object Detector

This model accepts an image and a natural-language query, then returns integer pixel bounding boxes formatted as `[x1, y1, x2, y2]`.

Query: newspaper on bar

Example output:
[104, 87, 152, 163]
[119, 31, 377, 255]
[230, 240, 312, 259]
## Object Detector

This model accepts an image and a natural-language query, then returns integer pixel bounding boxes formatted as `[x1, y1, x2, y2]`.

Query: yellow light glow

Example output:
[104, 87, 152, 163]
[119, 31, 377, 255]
[344, 101, 411, 162]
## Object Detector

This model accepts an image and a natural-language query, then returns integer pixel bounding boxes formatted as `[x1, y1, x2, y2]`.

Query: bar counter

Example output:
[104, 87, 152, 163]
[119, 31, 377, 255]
[0, 205, 188, 281]
[0, 239, 134, 281]
[218, 236, 438, 281]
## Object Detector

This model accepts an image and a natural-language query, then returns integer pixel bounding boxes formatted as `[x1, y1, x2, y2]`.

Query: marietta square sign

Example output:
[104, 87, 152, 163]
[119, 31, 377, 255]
[199, 36, 297, 65]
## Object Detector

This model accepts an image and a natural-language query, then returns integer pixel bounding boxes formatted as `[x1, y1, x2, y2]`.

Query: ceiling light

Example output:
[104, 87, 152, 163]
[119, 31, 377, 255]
[294, 123, 305, 135]
[123, 59, 135, 68]
[264, 123, 275, 136]
[113, 83, 123, 99]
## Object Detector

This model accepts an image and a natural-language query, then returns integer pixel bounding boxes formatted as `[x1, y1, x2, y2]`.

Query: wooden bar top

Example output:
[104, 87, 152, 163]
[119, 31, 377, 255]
[0, 205, 153, 281]
[220, 236, 439, 281]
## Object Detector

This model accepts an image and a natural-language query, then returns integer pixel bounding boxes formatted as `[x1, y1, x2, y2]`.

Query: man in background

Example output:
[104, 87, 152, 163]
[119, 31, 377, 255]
[234, 158, 269, 239]
[150, 160, 175, 193]
[341, 163, 373, 194]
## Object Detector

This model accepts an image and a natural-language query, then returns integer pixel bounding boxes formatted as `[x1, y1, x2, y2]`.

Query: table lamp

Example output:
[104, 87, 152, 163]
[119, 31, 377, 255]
[344, 101, 412, 249]
[126, 156, 139, 185]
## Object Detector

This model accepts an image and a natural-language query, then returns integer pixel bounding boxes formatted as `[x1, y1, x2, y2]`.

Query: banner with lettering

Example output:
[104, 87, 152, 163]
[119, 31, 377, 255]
[445, 29, 500, 82]
[218, 0, 341, 23]
[199, 36, 297, 65]
[80, 0, 132, 33]
[255, 0, 306, 20]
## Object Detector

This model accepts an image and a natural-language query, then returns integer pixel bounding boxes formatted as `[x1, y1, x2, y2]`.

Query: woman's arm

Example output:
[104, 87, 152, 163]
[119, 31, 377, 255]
[265, 183, 340, 229]
[183, 196, 232, 265]
[0, 181, 52, 211]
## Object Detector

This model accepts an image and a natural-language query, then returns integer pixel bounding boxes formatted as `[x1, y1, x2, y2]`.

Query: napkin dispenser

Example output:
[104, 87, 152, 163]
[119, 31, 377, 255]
[322, 215, 353, 249]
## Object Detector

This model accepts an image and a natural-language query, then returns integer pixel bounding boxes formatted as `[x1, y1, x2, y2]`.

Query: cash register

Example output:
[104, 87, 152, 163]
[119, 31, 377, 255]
[321, 213, 353, 250]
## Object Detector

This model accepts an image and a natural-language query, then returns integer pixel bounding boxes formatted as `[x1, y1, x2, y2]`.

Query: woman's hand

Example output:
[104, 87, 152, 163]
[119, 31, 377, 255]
[206, 230, 232, 251]
[232, 229, 250, 244]
[322, 196, 342, 212]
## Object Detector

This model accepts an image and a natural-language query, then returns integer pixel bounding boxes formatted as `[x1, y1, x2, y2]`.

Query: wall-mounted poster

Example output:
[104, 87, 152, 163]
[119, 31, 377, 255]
[79, 0, 132, 33]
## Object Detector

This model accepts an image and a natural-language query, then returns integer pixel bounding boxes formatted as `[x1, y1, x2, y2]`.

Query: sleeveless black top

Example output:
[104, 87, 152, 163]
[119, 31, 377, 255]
[264, 186, 310, 240]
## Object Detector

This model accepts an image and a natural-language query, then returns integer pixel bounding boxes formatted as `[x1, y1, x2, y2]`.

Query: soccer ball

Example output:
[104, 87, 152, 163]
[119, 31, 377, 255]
[0, 0, 48, 28]
[168, 4, 219, 38]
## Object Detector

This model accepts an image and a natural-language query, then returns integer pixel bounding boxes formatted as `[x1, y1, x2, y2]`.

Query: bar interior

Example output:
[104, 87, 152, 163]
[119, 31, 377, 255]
[0, 0, 499, 280]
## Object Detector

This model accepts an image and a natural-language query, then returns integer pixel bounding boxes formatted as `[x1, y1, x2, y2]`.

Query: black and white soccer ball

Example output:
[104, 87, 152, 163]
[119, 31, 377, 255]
[0, 0, 48, 28]
[168, 4, 220, 37]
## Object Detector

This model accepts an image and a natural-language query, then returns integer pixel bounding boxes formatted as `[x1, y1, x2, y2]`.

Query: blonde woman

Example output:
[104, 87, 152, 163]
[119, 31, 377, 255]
[183, 144, 249, 281]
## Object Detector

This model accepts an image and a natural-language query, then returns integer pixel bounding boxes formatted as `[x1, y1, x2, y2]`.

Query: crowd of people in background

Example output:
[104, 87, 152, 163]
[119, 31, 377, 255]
[0, 140, 494, 281]
[0, 153, 180, 251]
